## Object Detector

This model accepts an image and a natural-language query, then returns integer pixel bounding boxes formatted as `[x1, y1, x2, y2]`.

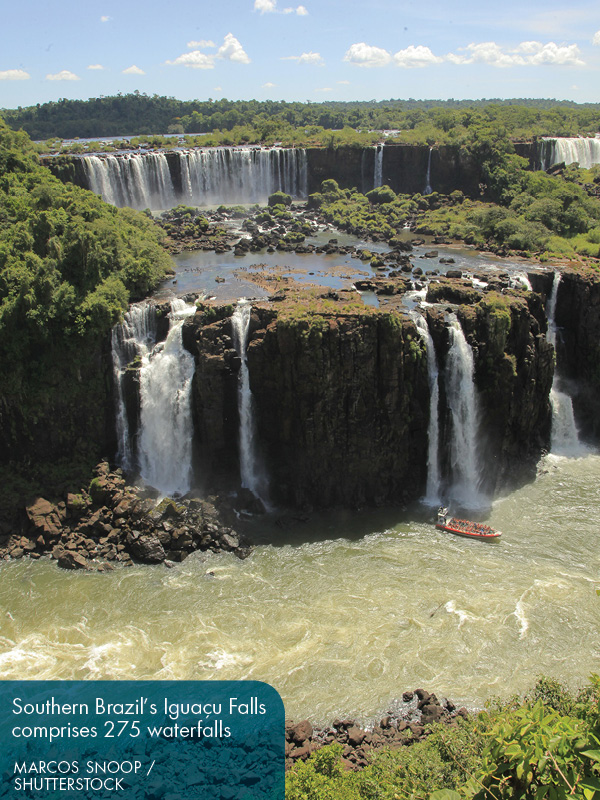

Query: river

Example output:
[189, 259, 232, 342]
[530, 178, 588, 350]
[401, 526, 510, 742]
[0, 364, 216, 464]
[0, 453, 597, 724]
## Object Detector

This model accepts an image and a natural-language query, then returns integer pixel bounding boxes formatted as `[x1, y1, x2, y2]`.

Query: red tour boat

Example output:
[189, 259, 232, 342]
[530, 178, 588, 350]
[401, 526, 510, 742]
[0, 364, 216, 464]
[436, 508, 501, 540]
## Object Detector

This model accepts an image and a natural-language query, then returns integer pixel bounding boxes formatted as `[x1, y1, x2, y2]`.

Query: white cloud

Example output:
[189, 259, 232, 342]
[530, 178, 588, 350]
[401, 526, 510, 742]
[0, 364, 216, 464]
[122, 65, 145, 75]
[594, 30, 600, 46]
[281, 51, 323, 65]
[217, 33, 250, 63]
[100, 15, 110, 22]
[343, 42, 391, 68]
[447, 40, 584, 67]
[167, 51, 215, 69]
[213, 86, 223, 92]
[46, 70, 80, 81]
[87, 64, 104, 70]
[0, 69, 30, 80]
[394, 45, 443, 68]
[262, 82, 277, 87]
[256, 0, 307, 14]
[187, 39, 216, 49]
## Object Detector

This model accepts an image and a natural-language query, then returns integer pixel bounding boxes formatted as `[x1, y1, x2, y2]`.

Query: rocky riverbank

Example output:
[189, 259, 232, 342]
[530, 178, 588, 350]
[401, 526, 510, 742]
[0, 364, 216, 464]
[285, 689, 469, 771]
[2, 461, 251, 570]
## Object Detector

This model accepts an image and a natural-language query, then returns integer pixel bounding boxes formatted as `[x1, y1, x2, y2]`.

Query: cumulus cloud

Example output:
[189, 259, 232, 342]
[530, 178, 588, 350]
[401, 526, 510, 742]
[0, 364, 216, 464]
[281, 51, 323, 65]
[46, 70, 80, 81]
[167, 51, 215, 69]
[255, 0, 307, 14]
[167, 34, 250, 69]
[254, 0, 276, 11]
[343, 42, 391, 68]
[447, 40, 584, 67]
[122, 65, 145, 75]
[217, 33, 251, 63]
[262, 82, 277, 87]
[87, 64, 104, 70]
[187, 40, 216, 49]
[594, 30, 600, 46]
[0, 69, 30, 80]
[100, 15, 110, 22]
[394, 45, 443, 68]
[337, 79, 350, 84]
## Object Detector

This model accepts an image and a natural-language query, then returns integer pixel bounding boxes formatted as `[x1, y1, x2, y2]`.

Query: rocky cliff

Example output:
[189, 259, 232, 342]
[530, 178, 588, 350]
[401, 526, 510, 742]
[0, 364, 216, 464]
[183, 285, 555, 509]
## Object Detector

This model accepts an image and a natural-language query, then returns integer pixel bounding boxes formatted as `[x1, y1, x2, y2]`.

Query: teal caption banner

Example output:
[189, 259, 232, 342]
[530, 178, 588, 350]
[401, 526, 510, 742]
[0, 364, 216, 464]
[0, 680, 284, 799]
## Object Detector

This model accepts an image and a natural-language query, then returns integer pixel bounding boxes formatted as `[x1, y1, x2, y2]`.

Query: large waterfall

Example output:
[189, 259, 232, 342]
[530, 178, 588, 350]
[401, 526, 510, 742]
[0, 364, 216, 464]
[540, 137, 600, 170]
[546, 272, 584, 456]
[415, 315, 441, 504]
[445, 316, 483, 507]
[83, 147, 308, 210]
[112, 299, 197, 495]
[231, 300, 268, 503]
[111, 303, 157, 471]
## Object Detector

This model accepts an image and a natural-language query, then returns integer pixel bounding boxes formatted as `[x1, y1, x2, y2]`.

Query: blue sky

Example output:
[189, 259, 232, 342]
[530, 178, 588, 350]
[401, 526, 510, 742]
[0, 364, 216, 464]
[1, 0, 599, 108]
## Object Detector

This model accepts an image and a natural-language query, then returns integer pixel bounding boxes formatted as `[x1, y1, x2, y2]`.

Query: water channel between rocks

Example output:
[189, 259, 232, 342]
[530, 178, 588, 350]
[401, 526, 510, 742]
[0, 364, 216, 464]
[0, 454, 597, 724]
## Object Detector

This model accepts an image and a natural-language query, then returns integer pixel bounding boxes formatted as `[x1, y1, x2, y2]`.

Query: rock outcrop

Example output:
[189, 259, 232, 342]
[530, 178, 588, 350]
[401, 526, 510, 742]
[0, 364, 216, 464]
[4, 461, 250, 569]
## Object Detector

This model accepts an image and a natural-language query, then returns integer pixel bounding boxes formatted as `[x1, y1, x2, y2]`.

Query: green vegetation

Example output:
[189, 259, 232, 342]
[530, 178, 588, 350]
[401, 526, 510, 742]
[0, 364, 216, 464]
[0, 118, 171, 505]
[286, 676, 600, 800]
[3, 93, 600, 144]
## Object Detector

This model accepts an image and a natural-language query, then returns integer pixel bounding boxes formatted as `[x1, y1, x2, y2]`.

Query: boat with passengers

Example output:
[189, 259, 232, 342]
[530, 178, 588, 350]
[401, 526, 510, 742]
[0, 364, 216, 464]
[435, 508, 501, 540]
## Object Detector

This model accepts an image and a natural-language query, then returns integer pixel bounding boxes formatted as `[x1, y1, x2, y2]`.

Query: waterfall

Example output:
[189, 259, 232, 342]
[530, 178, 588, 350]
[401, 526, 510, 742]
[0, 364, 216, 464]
[373, 145, 384, 189]
[423, 147, 433, 194]
[137, 299, 197, 496]
[546, 272, 584, 456]
[231, 300, 268, 502]
[414, 315, 441, 504]
[445, 315, 483, 507]
[540, 136, 600, 170]
[111, 303, 157, 471]
[82, 147, 308, 210]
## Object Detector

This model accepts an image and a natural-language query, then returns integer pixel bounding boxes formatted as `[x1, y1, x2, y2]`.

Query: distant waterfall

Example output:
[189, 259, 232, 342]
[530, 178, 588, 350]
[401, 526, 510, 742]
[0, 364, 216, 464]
[82, 147, 308, 210]
[111, 303, 157, 471]
[414, 315, 441, 504]
[137, 299, 197, 496]
[540, 137, 600, 170]
[546, 272, 584, 456]
[373, 145, 384, 189]
[445, 316, 483, 507]
[231, 300, 268, 502]
[423, 147, 433, 194]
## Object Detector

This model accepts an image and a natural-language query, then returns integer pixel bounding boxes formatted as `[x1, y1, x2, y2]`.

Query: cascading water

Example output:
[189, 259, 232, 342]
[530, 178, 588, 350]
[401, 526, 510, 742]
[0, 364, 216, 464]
[445, 315, 483, 507]
[546, 272, 584, 456]
[373, 145, 384, 189]
[414, 315, 441, 504]
[137, 299, 197, 496]
[423, 147, 433, 194]
[231, 300, 268, 502]
[540, 136, 600, 170]
[82, 147, 308, 210]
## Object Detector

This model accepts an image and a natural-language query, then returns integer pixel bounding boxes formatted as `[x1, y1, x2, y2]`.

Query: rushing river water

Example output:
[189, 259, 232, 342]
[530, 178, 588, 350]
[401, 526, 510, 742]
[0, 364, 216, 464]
[0, 454, 598, 723]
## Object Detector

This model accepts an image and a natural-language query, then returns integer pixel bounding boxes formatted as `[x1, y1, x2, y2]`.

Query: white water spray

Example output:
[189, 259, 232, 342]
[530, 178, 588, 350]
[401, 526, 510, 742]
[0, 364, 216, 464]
[423, 147, 433, 194]
[373, 145, 384, 189]
[415, 315, 441, 504]
[111, 303, 157, 471]
[445, 315, 483, 507]
[546, 272, 584, 456]
[137, 299, 197, 496]
[231, 300, 268, 502]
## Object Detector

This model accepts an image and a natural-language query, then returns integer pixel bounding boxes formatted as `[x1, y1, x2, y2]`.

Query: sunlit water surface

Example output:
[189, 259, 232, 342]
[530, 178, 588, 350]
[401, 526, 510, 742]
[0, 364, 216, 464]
[1, 454, 598, 724]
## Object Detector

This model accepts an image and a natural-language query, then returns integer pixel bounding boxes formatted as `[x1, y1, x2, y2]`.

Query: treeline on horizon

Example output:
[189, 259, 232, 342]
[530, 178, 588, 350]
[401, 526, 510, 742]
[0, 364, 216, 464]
[2, 92, 600, 141]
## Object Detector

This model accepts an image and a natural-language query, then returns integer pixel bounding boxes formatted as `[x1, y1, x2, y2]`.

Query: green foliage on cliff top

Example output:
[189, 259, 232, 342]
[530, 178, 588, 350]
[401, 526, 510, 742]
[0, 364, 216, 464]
[286, 676, 600, 800]
[0, 119, 171, 387]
